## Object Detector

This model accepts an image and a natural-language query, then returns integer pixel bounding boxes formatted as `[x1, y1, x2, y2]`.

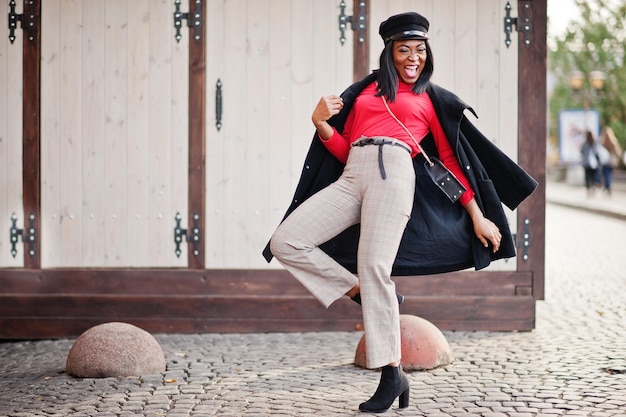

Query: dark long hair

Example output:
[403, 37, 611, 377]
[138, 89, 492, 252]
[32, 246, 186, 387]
[376, 40, 434, 102]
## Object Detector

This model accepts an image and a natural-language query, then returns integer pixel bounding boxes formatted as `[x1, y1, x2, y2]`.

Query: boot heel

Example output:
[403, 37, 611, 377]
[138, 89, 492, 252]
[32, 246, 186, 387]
[398, 388, 410, 408]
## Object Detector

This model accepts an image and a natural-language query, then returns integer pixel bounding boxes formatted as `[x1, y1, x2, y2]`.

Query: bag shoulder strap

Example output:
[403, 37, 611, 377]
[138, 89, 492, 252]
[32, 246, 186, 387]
[381, 95, 434, 166]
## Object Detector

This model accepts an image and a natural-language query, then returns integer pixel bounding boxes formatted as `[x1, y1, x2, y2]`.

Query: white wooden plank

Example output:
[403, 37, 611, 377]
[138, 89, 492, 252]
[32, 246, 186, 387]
[382, 0, 434, 33]
[0, 21, 9, 266]
[333, 0, 353, 88]
[148, 0, 175, 266]
[6, 0, 23, 228]
[475, 0, 518, 272]
[220, 0, 248, 267]
[261, 0, 354, 269]
[312, 0, 339, 94]
[367, 0, 388, 72]
[57, 0, 84, 266]
[244, 0, 270, 267]
[474, 0, 500, 142]
[204, 0, 226, 267]
[0, 6, 23, 267]
[453, 0, 478, 104]
[497, 0, 519, 268]
[266, 0, 293, 262]
[405, 0, 433, 16]
[41, 0, 61, 267]
[103, 0, 129, 266]
[499, 0, 519, 160]
[389, 0, 414, 15]
[80, 1, 105, 266]
[126, 0, 151, 265]
[289, 1, 314, 182]
[313, 0, 352, 113]
[169, 0, 189, 267]
[430, 0, 455, 88]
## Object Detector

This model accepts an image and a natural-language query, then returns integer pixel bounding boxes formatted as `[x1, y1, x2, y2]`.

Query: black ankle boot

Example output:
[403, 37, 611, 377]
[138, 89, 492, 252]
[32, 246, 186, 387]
[359, 365, 410, 413]
[351, 293, 404, 305]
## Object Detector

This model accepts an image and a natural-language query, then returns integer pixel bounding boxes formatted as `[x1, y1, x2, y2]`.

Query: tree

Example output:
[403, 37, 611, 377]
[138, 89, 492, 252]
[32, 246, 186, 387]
[549, 0, 626, 161]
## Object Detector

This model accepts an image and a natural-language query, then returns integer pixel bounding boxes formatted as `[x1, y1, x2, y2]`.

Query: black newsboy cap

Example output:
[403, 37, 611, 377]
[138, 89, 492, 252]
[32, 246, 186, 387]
[379, 12, 429, 42]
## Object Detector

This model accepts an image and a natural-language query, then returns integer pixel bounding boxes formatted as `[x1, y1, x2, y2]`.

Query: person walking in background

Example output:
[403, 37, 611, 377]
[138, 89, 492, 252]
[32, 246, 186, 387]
[581, 130, 602, 196]
[264, 11, 536, 413]
[599, 126, 623, 195]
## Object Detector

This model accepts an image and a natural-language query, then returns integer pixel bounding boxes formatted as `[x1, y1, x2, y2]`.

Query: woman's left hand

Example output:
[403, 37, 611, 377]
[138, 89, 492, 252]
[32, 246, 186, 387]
[472, 216, 502, 253]
[463, 198, 502, 253]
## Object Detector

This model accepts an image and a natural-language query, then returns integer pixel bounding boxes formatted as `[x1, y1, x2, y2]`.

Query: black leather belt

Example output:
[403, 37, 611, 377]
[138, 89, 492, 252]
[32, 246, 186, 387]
[351, 137, 411, 179]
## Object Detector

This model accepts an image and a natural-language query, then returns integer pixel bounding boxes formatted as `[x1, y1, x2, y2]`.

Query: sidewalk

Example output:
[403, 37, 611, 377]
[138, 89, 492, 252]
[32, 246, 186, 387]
[0, 180, 625, 416]
[546, 179, 626, 220]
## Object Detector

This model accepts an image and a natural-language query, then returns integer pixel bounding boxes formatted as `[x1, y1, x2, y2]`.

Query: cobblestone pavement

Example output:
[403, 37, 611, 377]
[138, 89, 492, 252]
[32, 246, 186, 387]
[1, 199, 625, 416]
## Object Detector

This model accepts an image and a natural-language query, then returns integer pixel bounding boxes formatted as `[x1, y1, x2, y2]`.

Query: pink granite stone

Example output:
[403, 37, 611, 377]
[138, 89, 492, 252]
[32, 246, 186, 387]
[354, 314, 452, 370]
[66, 322, 166, 378]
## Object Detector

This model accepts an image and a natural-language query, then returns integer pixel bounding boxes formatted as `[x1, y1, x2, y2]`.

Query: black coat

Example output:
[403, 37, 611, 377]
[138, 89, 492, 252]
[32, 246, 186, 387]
[263, 72, 537, 275]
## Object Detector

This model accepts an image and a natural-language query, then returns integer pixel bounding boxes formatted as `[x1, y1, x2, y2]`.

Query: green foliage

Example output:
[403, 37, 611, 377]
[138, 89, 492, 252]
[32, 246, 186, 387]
[549, 0, 626, 153]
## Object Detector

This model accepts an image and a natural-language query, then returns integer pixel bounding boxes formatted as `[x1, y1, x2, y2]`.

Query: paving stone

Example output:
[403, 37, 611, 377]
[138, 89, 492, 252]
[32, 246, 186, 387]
[1, 204, 626, 416]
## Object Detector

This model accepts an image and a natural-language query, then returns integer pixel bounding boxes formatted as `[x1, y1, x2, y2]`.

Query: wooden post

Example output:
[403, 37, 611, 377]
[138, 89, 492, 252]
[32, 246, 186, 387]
[353, 0, 369, 82]
[188, 0, 207, 269]
[22, 0, 41, 268]
[517, 0, 547, 299]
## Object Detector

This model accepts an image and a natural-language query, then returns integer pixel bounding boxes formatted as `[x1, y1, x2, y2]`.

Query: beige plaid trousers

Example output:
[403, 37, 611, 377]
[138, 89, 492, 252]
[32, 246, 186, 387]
[270, 141, 415, 369]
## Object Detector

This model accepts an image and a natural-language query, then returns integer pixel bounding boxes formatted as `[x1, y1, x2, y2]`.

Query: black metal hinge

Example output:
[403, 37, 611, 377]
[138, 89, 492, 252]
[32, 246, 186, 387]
[338, 0, 367, 46]
[9, 213, 37, 258]
[173, 0, 202, 43]
[8, 0, 38, 44]
[174, 212, 201, 258]
[514, 217, 531, 262]
[503, 1, 532, 48]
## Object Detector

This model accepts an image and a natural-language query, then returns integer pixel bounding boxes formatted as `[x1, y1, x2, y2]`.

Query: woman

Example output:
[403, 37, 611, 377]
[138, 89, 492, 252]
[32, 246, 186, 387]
[264, 12, 536, 413]
[599, 126, 623, 195]
[581, 130, 601, 196]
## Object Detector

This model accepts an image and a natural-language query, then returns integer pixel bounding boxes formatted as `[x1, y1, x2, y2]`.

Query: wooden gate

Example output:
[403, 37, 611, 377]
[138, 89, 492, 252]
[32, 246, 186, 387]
[44, 1, 190, 268]
[0, 0, 546, 338]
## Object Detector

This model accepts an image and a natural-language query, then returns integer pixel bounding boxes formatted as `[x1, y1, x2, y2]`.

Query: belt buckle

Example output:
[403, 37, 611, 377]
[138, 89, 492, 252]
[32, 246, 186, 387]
[355, 137, 372, 147]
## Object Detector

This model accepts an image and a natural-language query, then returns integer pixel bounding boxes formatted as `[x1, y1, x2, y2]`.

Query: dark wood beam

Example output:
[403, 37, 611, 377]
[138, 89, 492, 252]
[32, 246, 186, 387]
[0, 268, 535, 339]
[21, 0, 42, 268]
[187, 0, 207, 268]
[517, 0, 547, 299]
[353, 0, 369, 81]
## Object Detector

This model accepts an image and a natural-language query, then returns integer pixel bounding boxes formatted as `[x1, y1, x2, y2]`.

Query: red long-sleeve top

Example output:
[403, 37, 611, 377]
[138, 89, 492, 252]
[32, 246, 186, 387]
[320, 81, 475, 205]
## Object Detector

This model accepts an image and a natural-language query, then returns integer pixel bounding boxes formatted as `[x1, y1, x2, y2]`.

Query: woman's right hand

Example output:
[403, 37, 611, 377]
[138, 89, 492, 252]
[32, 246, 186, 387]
[312, 95, 343, 140]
